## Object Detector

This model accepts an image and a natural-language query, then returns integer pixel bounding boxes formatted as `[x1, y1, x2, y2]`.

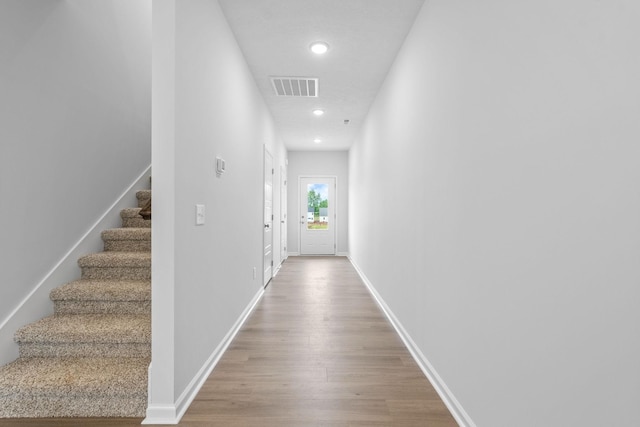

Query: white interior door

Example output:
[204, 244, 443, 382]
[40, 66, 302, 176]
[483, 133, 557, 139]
[263, 148, 273, 287]
[280, 165, 288, 261]
[300, 177, 336, 255]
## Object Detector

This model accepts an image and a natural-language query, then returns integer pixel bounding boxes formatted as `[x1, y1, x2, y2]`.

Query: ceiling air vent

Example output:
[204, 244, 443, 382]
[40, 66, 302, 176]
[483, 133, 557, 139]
[270, 77, 318, 97]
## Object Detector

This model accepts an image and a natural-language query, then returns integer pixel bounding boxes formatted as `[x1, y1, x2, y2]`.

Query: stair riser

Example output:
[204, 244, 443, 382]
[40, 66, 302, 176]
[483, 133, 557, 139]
[81, 267, 151, 281]
[54, 301, 151, 315]
[18, 342, 150, 358]
[103, 240, 151, 252]
[122, 217, 151, 228]
[120, 207, 151, 228]
[0, 395, 146, 418]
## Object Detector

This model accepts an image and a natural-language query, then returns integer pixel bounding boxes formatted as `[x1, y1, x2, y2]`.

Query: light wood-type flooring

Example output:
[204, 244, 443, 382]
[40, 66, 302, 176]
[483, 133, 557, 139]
[1, 256, 457, 426]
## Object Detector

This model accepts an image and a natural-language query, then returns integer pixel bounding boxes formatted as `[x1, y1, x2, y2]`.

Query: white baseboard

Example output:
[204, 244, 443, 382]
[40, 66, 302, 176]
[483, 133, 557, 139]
[140, 403, 177, 425]
[143, 286, 265, 425]
[273, 262, 282, 277]
[289, 252, 348, 257]
[0, 165, 152, 366]
[348, 256, 476, 427]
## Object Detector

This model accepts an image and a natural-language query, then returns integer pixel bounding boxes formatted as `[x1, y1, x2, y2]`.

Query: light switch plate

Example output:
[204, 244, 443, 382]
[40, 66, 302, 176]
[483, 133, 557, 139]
[216, 157, 226, 175]
[196, 204, 205, 225]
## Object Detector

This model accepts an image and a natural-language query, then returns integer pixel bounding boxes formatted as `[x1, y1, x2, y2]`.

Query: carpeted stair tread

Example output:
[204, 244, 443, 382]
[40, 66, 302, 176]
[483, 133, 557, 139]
[51, 280, 150, 302]
[136, 190, 151, 207]
[0, 357, 148, 417]
[78, 252, 151, 268]
[102, 228, 151, 252]
[0, 357, 148, 397]
[120, 208, 151, 228]
[120, 208, 145, 219]
[78, 252, 151, 280]
[102, 228, 150, 241]
[51, 280, 150, 315]
[15, 314, 150, 344]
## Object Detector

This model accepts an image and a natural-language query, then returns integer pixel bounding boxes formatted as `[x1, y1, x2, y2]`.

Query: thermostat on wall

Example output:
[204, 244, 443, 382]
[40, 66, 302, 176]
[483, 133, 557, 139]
[216, 157, 226, 175]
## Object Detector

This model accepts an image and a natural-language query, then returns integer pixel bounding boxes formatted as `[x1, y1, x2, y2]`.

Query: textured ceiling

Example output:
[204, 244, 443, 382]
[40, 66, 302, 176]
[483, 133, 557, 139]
[218, 0, 426, 151]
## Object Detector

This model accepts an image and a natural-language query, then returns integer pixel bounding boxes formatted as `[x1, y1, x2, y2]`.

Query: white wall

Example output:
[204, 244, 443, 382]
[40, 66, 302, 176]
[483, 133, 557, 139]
[287, 151, 349, 255]
[0, 1, 151, 363]
[149, 0, 286, 421]
[349, 1, 640, 426]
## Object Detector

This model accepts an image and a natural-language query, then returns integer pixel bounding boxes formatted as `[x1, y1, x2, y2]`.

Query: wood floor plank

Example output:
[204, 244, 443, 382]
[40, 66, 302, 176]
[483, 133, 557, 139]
[3, 256, 457, 426]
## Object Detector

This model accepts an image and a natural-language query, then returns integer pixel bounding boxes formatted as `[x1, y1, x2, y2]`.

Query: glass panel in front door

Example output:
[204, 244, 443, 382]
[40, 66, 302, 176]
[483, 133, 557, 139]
[307, 183, 329, 230]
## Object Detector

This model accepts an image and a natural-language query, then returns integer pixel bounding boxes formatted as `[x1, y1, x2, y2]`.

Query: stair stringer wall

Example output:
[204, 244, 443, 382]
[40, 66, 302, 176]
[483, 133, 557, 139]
[0, 165, 151, 366]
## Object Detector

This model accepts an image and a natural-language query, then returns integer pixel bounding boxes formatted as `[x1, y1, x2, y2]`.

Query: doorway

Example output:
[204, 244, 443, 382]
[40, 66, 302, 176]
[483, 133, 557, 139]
[280, 165, 288, 261]
[299, 176, 336, 255]
[263, 148, 273, 287]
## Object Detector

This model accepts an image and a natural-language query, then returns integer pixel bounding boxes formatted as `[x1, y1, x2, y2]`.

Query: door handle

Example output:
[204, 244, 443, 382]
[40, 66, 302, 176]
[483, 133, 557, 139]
[264, 224, 270, 229]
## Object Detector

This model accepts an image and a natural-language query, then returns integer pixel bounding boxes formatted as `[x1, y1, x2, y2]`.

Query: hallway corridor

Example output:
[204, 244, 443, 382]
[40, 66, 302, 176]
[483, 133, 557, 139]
[180, 256, 457, 426]
[2, 257, 457, 426]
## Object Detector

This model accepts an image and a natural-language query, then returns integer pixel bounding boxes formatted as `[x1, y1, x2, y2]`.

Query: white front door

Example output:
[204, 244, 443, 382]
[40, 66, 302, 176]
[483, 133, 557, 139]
[300, 177, 336, 255]
[263, 148, 273, 287]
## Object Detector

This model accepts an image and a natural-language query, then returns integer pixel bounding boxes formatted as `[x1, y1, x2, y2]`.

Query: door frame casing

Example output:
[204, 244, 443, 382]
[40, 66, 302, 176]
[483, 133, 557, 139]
[280, 165, 288, 263]
[263, 146, 273, 287]
[298, 175, 338, 255]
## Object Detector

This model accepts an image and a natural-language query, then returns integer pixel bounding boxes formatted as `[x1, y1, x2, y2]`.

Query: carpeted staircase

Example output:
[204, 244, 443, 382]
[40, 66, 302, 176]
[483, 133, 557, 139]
[0, 190, 152, 418]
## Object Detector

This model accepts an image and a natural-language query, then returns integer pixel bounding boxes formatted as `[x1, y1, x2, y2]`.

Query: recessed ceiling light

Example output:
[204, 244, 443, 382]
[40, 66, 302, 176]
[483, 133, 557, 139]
[313, 109, 325, 116]
[313, 138, 322, 144]
[310, 41, 329, 55]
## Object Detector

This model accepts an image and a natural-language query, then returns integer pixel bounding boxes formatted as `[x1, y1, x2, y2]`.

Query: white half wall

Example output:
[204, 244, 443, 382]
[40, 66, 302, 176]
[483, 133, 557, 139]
[349, 1, 640, 426]
[148, 0, 286, 422]
[0, 1, 151, 362]
[287, 151, 349, 255]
